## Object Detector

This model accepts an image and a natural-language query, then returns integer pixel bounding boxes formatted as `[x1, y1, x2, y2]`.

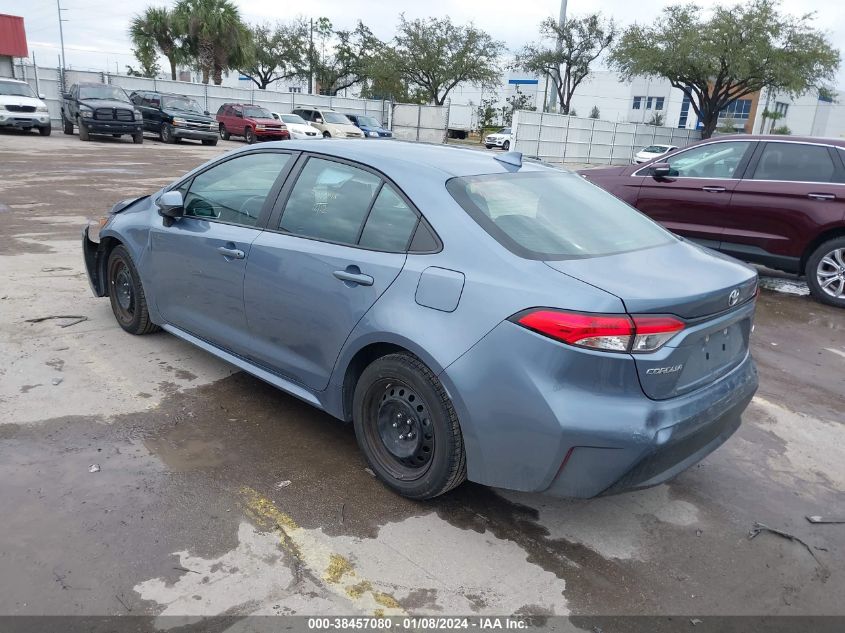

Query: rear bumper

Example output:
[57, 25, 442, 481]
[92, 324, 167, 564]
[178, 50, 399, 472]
[441, 320, 758, 497]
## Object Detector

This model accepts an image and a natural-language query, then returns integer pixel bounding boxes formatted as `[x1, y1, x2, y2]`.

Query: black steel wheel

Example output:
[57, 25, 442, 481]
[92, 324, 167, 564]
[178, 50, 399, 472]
[107, 245, 159, 335]
[353, 353, 466, 499]
[62, 113, 73, 135]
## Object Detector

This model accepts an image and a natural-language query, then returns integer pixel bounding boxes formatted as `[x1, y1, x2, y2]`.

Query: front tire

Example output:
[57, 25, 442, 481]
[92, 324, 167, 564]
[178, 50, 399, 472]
[202, 139, 218, 146]
[323, 131, 331, 138]
[39, 125, 52, 136]
[244, 127, 255, 144]
[219, 124, 230, 140]
[78, 118, 90, 141]
[160, 124, 176, 144]
[502, 140, 510, 150]
[107, 245, 159, 335]
[132, 132, 144, 144]
[806, 237, 845, 307]
[353, 353, 466, 499]
[62, 113, 73, 135]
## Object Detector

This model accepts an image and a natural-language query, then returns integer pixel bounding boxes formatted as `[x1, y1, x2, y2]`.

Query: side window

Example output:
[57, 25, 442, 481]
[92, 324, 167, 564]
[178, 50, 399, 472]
[659, 141, 751, 178]
[149, 94, 160, 108]
[359, 185, 419, 251]
[130, 93, 142, 105]
[279, 158, 380, 244]
[184, 152, 292, 227]
[752, 143, 836, 183]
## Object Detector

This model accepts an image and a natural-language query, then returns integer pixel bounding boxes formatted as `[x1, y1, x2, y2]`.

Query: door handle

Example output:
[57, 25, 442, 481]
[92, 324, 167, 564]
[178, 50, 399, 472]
[333, 269, 374, 286]
[217, 246, 245, 260]
[808, 193, 835, 201]
[701, 186, 726, 193]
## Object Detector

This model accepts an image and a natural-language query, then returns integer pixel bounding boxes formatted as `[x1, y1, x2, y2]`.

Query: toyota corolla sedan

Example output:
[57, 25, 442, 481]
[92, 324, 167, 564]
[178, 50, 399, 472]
[82, 141, 758, 500]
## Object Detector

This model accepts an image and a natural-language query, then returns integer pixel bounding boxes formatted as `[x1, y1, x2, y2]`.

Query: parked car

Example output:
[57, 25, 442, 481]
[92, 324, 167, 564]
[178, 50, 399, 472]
[346, 113, 392, 138]
[291, 107, 364, 138]
[485, 127, 512, 150]
[216, 103, 289, 144]
[271, 112, 319, 139]
[130, 91, 218, 145]
[61, 82, 143, 143]
[82, 140, 758, 500]
[581, 135, 845, 307]
[633, 144, 678, 164]
[0, 78, 52, 136]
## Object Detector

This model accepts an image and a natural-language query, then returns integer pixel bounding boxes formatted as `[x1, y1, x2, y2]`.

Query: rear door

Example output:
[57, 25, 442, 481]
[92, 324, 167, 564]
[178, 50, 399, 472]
[635, 140, 756, 248]
[725, 141, 845, 268]
[149, 150, 296, 355]
[243, 155, 421, 390]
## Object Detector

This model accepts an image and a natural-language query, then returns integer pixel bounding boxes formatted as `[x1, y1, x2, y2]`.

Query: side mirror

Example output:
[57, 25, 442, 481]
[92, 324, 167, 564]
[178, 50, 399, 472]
[39, 93, 47, 100]
[204, 110, 210, 116]
[652, 163, 672, 179]
[157, 190, 184, 224]
[315, 117, 323, 123]
[62, 92, 72, 100]
[235, 111, 243, 118]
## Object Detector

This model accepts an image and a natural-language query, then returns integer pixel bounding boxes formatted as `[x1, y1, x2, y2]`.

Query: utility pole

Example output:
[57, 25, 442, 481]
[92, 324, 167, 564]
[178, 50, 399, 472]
[308, 18, 314, 95]
[547, 0, 567, 112]
[56, 0, 67, 71]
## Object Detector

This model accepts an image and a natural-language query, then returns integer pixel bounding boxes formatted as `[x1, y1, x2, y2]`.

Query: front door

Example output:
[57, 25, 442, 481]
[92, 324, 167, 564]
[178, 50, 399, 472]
[243, 156, 420, 390]
[635, 140, 755, 247]
[149, 150, 295, 354]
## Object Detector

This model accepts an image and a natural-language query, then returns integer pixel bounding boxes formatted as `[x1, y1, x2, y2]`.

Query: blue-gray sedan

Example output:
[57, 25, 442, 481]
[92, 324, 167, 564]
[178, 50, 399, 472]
[82, 140, 759, 499]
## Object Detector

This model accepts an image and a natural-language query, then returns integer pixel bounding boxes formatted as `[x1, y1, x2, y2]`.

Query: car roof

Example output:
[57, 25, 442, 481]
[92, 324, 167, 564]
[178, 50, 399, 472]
[249, 139, 555, 178]
[704, 134, 845, 148]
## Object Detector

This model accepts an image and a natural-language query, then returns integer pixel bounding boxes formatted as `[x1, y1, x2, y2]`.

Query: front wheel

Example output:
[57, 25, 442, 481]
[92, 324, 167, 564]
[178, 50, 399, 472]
[78, 118, 90, 141]
[323, 131, 331, 138]
[160, 124, 175, 144]
[107, 245, 159, 335]
[806, 237, 845, 307]
[39, 125, 52, 136]
[62, 114, 73, 135]
[219, 124, 230, 140]
[202, 139, 218, 146]
[502, 140, 510, 150]
[132, 132, 144, 144]
[353, 353, 466, 499]
[244, 127, 255, 144]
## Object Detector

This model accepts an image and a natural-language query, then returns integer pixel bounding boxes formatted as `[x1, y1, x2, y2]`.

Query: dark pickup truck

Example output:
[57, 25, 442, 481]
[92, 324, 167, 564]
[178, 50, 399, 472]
[61, 82, 144, 143]
[130, 90, 218, 145]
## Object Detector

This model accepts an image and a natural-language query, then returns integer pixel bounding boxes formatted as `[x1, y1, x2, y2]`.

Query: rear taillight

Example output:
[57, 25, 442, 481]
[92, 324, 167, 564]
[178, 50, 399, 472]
[513, 309, 684, 353]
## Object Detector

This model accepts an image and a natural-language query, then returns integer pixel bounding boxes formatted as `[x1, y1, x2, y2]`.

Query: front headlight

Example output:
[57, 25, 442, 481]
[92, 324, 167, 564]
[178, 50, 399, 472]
[0, 104, 6, 111]
[368, 130, 378, 137]
[36, 105, 49, 113]
[134, 110, 143, 121]
[172, 116, 186, 126]
[80, 108, 93, 118]
[255, 124, 266, 130]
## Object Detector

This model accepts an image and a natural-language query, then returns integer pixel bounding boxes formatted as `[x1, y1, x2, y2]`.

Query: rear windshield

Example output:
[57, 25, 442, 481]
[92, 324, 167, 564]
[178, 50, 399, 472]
[446, 171, 675, 260]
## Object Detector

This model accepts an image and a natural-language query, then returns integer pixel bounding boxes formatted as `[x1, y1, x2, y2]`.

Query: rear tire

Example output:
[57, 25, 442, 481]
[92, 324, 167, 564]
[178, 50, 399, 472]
[107, 245, 159, 335]
[244, 127, 255, 144]
[806, 237, 845, 308]
[353, 353, 466, 499]
[78, 118, 90, 141]
[219, 124, 230, 140]
[62, 113, 73, 135]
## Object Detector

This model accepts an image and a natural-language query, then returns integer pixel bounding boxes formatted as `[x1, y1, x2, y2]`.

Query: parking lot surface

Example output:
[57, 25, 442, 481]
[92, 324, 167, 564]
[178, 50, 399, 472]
[1, 132, 843, 626]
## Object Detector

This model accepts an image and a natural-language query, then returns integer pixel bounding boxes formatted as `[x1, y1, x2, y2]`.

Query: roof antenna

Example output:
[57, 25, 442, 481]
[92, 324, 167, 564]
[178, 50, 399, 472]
[495, 151, 523, 168]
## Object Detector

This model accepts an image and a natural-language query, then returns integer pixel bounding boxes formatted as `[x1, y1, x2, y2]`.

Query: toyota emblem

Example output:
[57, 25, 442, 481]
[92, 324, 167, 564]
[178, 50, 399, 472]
[728, 289, 740, 306]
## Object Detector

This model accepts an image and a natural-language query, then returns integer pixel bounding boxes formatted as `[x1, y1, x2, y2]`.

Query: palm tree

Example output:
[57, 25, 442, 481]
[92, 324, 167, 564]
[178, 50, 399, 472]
[129, 7, 184, 80]
[174, 0, 251, 85]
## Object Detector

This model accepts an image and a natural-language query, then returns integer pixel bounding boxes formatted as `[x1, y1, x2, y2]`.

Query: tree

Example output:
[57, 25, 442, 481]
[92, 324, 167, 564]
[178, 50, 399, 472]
[610, 0, 840, 138]
[589, 105, 600, 118]
[513, 14, 616, 115]
[760, 107, 784, 133]
[476, 95, 498, 132]
[771, 125, 791, 134]
[174, 0, 252, 85]
[505, 86, 535, 123]
[126, 41, 160, 78]
[648, 111, 665, 126]
[129, 7, 185, 80]
[717, 117, 738, 133]
[313, 20, 384, 95]
[238, 21, 307, 90]
[393, 15, 504, 105]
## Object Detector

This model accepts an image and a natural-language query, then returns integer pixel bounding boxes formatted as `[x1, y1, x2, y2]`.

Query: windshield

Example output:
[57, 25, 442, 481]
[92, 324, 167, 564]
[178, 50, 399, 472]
[642, 145, 670, 153]
[0, 81, 36, 98]
[446, 171, 674, 260]
[162, 95, 204, 114]
[356, 116, 382, 128]
[244, 106, 272, 119]
[323, 112, 351, 124]
[281, 114, 307, 125]
[497, 128, 511, 134]
[78, 84, 130, 102]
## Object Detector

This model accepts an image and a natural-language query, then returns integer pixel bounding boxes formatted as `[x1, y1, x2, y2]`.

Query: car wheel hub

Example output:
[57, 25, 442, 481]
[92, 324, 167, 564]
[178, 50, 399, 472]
[817, 247, 845, 298]
[114, 267, 133, 311]
[375, 385, 433, 466]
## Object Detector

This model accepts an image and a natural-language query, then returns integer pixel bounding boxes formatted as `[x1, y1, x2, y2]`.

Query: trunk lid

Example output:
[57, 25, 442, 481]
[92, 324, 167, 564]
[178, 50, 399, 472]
[546, 240, 758, 399]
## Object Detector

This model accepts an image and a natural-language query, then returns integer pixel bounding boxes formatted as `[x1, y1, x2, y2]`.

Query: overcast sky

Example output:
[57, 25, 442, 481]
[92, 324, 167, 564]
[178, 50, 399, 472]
[3, 0, 844, 86]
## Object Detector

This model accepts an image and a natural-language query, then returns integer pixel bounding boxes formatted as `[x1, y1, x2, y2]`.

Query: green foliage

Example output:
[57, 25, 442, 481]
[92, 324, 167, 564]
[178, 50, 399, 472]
[393, 15, 504, 105]
[568, 108, 577, 117]
[717, 117, 739, 133]
[313, 20, 383, 96]
[589, 105, 600, 119]
[126, 40, 160, 78]
[238, 21, 307, 90]
[513, 13, 616, 114]
[818, 86, 838, 103]
[476, 96, 498, 132]
[648, 111, 665, 126]
[771, 125, 791, 134]
[610, 0, 840, 138]
[173, 0, 251, 85]
[129, 7, 185, 80]
[504, 86, 535, 124]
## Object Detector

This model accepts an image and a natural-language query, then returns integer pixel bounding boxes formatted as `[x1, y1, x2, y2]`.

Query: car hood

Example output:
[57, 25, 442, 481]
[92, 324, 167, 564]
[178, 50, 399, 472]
[0, 94, 45, 108]
[288, 123, 316, 133]
[253, 117, 283, 125]
[77, 99, 134, 110]
[544, 239, 757, 319]
[164, 109, 213, 122]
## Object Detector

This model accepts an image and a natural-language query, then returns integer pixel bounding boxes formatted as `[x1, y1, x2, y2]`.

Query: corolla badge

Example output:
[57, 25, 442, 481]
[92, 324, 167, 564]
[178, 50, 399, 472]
[646, 365, 684, 375]
[728, 288, 741, 306]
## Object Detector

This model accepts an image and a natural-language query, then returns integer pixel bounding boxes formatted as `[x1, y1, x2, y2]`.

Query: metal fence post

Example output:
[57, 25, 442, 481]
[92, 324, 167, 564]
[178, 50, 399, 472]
[587, 118, 596, 165]
[416, 105, 422, 142]
[609, 121, 618, 165]
[443, 99, 450, 144]
[561, 115, 570, 165]
[204, 83, 208, 111]
[387, 100, 393, 131]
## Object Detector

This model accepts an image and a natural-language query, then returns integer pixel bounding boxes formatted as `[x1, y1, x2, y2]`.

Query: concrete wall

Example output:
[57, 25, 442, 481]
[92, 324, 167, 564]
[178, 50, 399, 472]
[0, 56, 13, 78]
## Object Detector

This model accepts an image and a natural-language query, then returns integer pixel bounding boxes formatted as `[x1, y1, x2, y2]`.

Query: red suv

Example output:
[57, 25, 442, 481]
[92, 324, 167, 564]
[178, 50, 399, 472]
[216, 103, 289, 144]
[581, 135, 845, 307]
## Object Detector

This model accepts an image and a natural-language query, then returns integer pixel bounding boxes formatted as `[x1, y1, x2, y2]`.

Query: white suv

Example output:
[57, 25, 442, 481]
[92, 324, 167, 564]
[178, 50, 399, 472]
[484, 127, 511, 150]
[0, 78, 52, 136]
